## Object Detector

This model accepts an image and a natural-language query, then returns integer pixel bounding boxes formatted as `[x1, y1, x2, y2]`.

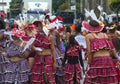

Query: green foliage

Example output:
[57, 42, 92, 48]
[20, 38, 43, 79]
[58, 2, 69, 11]
[11, 0, 22, 3]
[109, 0, 120, 13]
[109, 0, 120, 22]
[76, 2, 80, 12]
[9, 0, 23, 18]
[52, 0, 81, 13]
[52, 0, 65, 12]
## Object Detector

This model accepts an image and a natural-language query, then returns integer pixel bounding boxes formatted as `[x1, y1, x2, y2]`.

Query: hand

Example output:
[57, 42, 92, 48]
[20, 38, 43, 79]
[79, 45, 83, 49]
[0, 47, 4, 51]
[2, 52, 7, 57]
[117, 61, 120, 69]
[59, 66, 63, 70]
[80, 45, 83, 48]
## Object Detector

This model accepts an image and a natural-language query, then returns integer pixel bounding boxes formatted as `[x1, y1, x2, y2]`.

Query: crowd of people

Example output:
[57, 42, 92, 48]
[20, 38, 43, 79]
[0, 8, 120, 84]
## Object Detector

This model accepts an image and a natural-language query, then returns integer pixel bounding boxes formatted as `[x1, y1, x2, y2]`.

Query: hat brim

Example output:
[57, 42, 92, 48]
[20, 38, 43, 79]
[82, 21, 104, 32]
[33, 21, 42, 27]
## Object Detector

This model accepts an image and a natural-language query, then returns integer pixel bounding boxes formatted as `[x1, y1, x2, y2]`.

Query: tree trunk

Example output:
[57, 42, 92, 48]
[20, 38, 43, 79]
[116, 11, 119, 22]
[116, 5, 120, 22]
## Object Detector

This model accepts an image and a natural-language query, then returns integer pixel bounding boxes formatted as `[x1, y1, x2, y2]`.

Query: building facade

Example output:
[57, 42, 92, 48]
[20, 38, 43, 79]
[0, 0, 52, 13]
[0, 0, 11, 12]
[23, 0, 52, 13]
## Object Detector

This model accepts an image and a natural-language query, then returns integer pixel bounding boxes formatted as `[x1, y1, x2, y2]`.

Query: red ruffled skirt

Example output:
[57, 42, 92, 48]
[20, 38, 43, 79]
[64, 63, 82, 84]
[31, 55, 56, 84]
[112, 59, 120, 81]
[84, 56, 119, 84]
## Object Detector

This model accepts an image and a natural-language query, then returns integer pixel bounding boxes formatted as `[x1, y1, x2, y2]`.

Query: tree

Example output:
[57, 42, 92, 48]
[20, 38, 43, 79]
[58, 1, 70, 11]
[109, 0, 120, 22]
[52, 0, 80, 13]
[52, 0, 65, 13]
[9, 0, 23, 18]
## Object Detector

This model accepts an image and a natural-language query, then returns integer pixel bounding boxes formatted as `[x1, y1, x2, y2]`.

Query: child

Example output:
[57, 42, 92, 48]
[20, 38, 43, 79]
[62, 35, 83, 84]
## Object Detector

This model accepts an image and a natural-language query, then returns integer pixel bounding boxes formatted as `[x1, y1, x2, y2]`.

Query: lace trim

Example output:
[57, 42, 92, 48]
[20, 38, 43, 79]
[86, 74, 118, 78]
[86, 81, 118, 84]
[35, 38, 51, 45]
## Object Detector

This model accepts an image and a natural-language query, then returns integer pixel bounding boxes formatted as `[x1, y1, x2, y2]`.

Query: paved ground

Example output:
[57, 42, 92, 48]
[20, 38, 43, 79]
[80, 75, 84, 84]
[80, 60, 87, 84]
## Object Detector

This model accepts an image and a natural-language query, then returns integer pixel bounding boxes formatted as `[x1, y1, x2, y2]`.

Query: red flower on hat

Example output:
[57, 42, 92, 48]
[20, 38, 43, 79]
[50, 17, 57, 23]
[50, 16, 63, 23]
[0, 11, 6, 18]
[114, 21, 119, 27]
[57, 16, 63, 21]
[12, 23, 25, 37]
[59, 26, 64, 32]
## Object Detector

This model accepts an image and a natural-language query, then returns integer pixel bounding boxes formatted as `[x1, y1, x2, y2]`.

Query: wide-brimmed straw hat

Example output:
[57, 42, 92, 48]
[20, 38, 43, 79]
[10, 23, 25, 37]
[82, 20, 104, 32]
[33, 21, 43, 28]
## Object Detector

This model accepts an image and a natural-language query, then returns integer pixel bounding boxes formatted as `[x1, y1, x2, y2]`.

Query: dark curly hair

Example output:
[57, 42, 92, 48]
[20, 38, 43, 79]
[0, 18, 5, 29]
[75, 24, 82, 33]
[89, 20, 99, 27]
[66, 26, 71, 33]
[68, 35, 77, 47]
[112, 37, 120, 52]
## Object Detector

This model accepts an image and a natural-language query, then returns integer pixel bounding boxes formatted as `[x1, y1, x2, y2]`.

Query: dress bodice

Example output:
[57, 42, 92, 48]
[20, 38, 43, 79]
[66, 45, 80, 57]
[34, 33, 51, 49]
[90, 38, 114, 52]
[5, 41, 25, 57]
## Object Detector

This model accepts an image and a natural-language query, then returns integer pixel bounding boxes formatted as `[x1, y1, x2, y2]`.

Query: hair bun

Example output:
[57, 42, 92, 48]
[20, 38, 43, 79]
[89, 20, 99, 27]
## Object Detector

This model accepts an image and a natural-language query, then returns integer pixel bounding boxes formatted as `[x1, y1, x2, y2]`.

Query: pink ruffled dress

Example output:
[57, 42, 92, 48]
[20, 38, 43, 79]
[31, 33, 56, 84]
[62, 45, 82, 84]
[84, 34, 119, 84]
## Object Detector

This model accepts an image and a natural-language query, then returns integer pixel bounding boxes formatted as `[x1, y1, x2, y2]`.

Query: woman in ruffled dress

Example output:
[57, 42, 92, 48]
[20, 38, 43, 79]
[22, 23, 38, 68]
[108, 25, 120, 81]
[82, 20, 119, 84]
[107, 24, 119, 59]
[0, 18, 10, 83]
[31, 21, 57, 84]
[49, 28, 65, 84]
[62, 35, 83, 84]
[2, 24, 31, 84]
[65, 26, 71, 45]
[22, 23, 38, 84]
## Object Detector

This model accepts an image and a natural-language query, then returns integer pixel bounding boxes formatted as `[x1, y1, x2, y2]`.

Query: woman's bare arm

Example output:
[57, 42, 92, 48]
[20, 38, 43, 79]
[49, 36, 57, 70]
[86, 34, 92, 64]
